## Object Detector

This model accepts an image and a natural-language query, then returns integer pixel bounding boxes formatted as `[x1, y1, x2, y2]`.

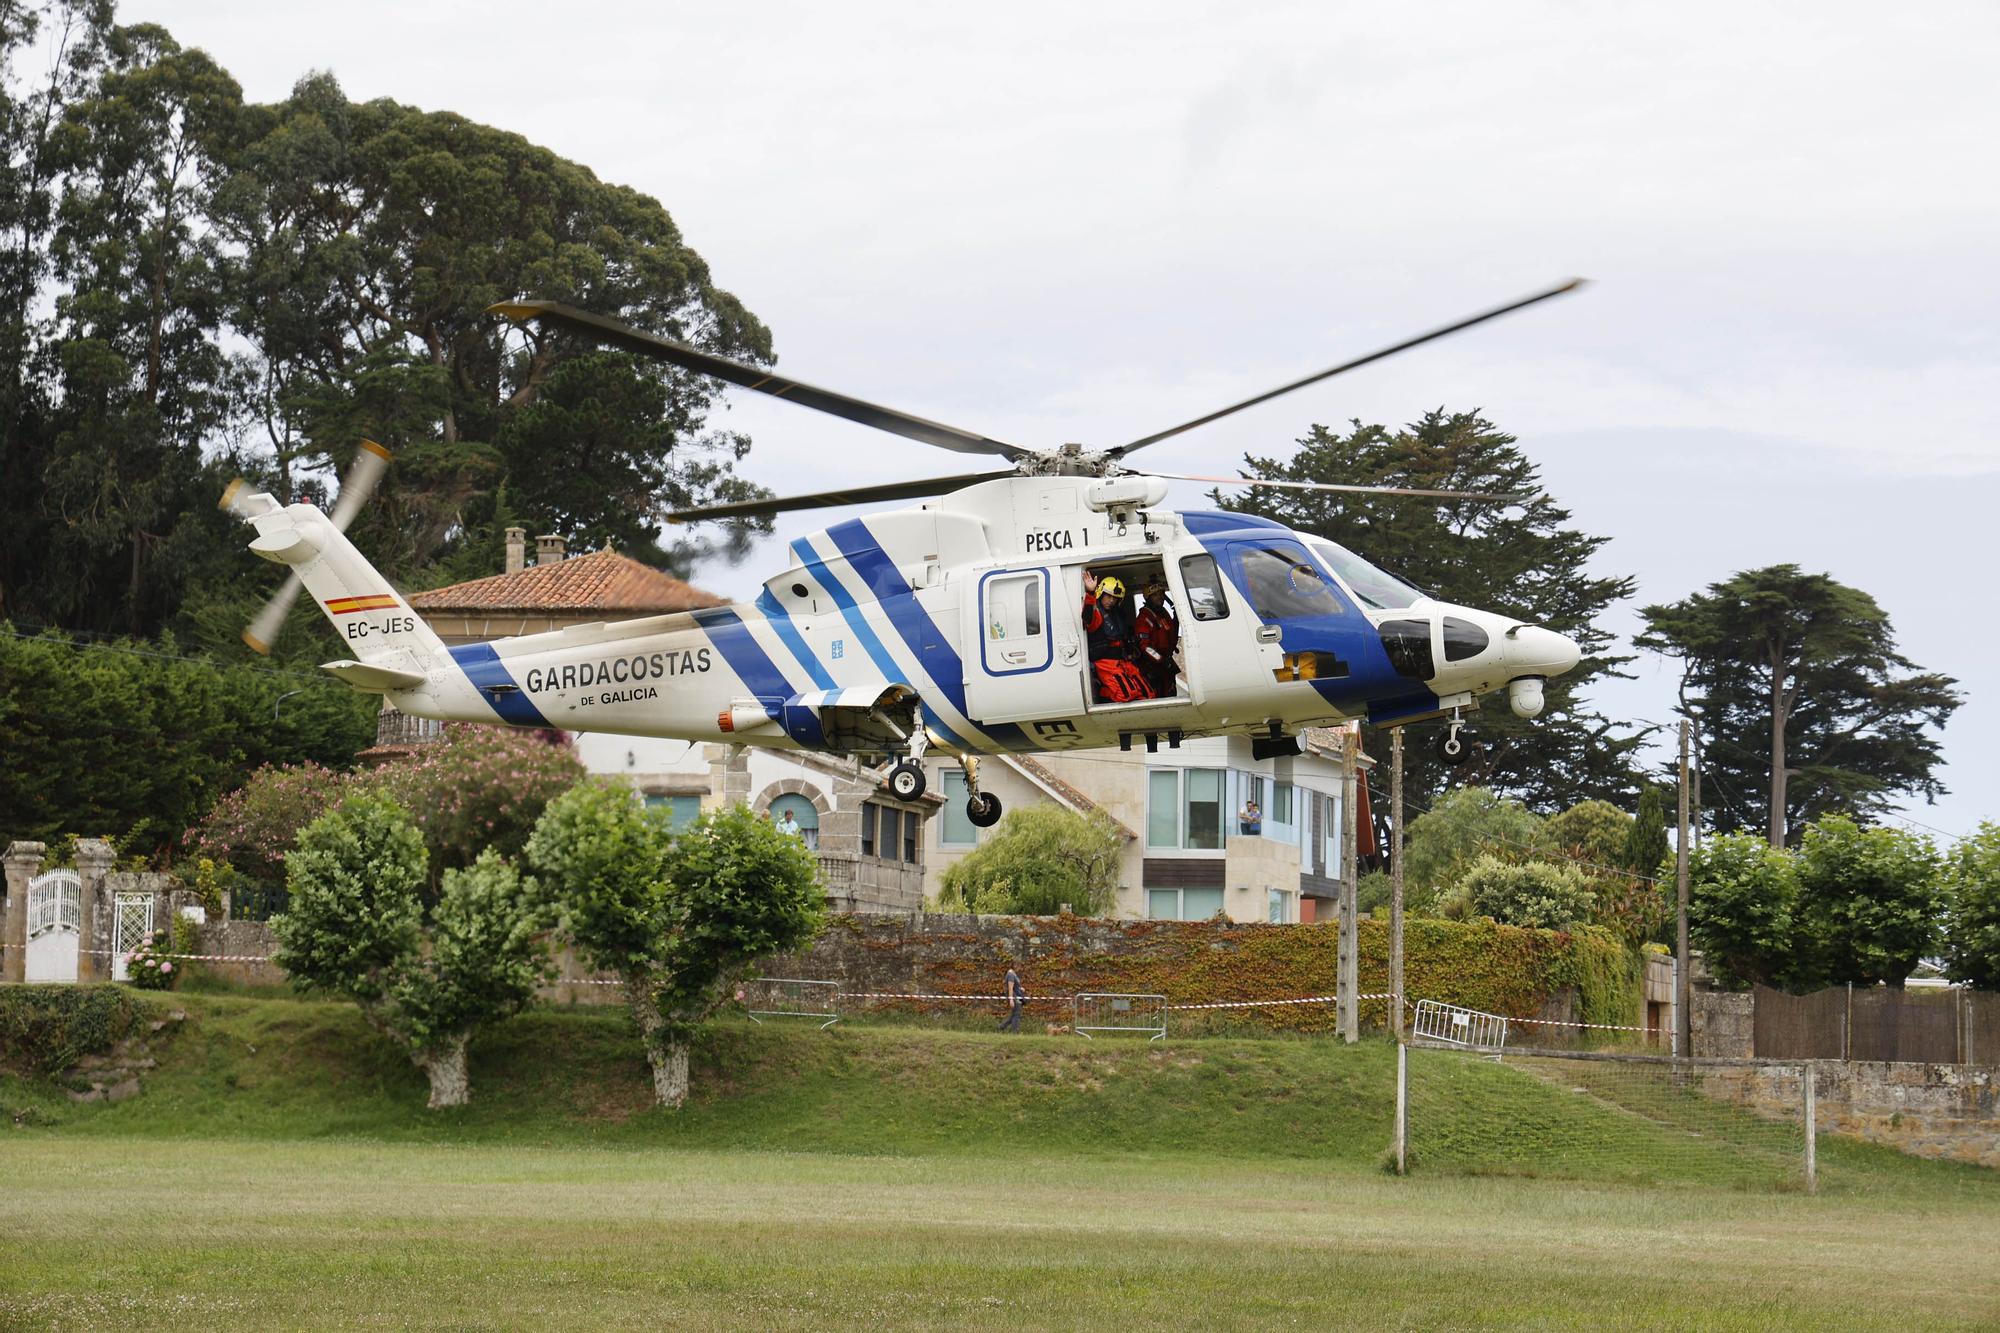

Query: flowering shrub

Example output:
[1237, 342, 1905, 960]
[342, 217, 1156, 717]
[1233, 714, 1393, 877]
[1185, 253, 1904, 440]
[371, 726, 584, 882]
[123, 931, 178, 990]
[186, 727, 584, 900]
[186, 761, 351, 888]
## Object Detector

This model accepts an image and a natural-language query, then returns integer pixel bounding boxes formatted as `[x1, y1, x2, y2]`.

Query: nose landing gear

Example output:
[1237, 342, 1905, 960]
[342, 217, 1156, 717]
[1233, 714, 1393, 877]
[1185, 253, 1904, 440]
[1434, 708, 1479, 767]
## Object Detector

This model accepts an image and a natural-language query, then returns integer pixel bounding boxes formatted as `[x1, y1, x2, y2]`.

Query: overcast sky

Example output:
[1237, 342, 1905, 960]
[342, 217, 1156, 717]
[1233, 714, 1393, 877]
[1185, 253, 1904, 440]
[140, 1, 2000, 837]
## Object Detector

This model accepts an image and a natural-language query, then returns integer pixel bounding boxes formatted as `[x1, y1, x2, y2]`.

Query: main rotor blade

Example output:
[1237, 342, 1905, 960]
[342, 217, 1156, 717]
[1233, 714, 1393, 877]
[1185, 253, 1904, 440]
[1146, 470, 1532, 503]
[491, 300, 1033, 462]
[1111, 278, 1586, 458]
[666, 470, 1016, 524]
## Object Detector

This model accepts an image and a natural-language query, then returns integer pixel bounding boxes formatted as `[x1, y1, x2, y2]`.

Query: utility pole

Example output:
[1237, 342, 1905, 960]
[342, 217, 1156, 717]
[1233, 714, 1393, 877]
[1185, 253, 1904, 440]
[1338, 739, 1359, 1044]
[1390, 727, 1405, 1040]
[1676, 718, 1693, 1060]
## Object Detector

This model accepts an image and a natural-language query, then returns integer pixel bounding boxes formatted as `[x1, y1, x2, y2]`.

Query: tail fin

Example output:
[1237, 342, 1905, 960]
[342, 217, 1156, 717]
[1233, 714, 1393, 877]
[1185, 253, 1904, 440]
[232, 493, 448, 686]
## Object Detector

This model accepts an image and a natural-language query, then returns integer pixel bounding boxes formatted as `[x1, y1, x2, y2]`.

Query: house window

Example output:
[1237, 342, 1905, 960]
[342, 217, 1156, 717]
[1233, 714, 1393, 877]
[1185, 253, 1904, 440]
[1147, 770, 1180, 848]
[1184, 768, 1223, 850]
[767, 793, 820, 850]
[1273, 782, 1293, 825]
[1147, 887, 1226, 920]
[1324, 791, 1343, 878]
[861, 803, 877, 857]
[1268, 888, 1293, 923]
[903, 812, 919, 864]
[878, 806, 900, 860]
[644, 794, 703, 832]
[940, 771, 976, 845]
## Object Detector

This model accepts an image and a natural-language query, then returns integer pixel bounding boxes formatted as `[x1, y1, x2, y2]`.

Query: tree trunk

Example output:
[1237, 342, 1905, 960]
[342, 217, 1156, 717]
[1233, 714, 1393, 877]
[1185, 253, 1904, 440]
[652, 1041, 691, 1108]
[626, 985, 692, 1108]
[417, 1036, 470, 1109]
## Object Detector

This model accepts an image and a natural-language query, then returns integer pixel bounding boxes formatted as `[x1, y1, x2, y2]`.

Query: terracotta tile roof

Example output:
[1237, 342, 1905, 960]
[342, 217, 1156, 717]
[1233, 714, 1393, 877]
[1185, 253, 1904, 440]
[408, 549, 729, 615]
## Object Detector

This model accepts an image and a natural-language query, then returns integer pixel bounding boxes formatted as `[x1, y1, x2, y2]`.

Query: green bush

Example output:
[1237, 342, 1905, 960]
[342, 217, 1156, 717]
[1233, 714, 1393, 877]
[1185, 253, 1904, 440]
[935, 806, 1123, 915]
[1460, 856, 1597, 931]
[1944, 822, 2000, 989]
[0, 986, 152, 1075]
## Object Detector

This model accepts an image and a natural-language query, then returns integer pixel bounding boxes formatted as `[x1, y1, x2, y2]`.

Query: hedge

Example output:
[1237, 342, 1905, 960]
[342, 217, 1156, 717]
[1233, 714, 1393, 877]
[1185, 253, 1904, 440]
[0, 985, 154, 1074]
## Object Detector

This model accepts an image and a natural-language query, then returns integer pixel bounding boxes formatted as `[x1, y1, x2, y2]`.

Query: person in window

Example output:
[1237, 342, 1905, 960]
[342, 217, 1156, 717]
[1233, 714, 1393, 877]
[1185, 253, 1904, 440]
[1133, 575, 1180, 698]
[1238, 798, 1263, 836]
[1081, 571, 1150, 702]
[774, 808, 801, 838]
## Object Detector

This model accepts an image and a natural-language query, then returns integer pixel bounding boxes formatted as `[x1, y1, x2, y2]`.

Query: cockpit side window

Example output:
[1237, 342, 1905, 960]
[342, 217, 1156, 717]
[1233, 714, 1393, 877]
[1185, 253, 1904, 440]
[1179, 554, 1230, 621]
[1309, 539, 1426, 611]
[1240, 546, 1343, 621]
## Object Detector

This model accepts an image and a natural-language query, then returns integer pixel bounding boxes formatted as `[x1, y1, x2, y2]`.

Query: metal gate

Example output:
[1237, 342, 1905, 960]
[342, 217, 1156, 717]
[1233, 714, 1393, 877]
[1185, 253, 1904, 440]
[25, 869, 82, 983]
[1411, 998, 1510, 1050]
[112, 893, 155, 982]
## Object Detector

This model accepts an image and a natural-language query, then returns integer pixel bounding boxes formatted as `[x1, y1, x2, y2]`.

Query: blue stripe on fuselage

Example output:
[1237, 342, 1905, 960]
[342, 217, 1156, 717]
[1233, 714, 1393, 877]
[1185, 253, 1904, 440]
[755, 589, 837, 691]
[689, 607, 793, 720]
[790, 536, 978, 753]
[447, 643, 553, 728]
[823, 520, 1035, 752]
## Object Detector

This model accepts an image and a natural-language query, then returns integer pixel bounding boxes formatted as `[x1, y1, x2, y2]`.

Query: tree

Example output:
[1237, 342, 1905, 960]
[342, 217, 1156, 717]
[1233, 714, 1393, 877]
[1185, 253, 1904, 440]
[1533, 799, 1662, 945]
[1637, 566, 1961, 847]
[649, 804, 826, 1104]
[1623, 784, 1671, 879]
[1792, 816, 1942, 990]
[208, 73, 775, 585]
[273, 793, 548, 1107]
[1942, 823, 2000, 989]
[934, 806, 1124, 915]
[1401, 786, 1543, 915]
[1222, 411, 1643, 811]
[524, 785, 823, 1107]
[1460, 855, 1597, 931]
[1686, 832, 1799, 990]
[0, 626, 374, 854]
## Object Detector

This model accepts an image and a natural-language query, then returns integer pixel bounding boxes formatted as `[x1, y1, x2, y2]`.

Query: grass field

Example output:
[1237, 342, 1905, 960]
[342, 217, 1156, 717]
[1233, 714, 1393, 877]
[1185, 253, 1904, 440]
[3, 993, 1998, 1329]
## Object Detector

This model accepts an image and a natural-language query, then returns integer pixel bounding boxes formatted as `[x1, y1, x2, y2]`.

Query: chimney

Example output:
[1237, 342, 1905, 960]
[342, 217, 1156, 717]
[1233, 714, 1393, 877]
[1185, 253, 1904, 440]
[535, 534, 565, 566]
[504, 527, 526, 575]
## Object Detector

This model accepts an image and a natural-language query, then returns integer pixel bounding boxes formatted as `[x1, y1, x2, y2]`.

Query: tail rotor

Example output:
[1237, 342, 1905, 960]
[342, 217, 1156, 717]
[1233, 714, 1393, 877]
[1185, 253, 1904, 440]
[225, 440, 392, 655]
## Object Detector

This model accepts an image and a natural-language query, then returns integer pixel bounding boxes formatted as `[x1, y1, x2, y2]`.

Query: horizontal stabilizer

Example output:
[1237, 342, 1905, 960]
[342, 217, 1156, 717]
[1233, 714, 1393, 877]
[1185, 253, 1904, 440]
[321, 659, 427, 693]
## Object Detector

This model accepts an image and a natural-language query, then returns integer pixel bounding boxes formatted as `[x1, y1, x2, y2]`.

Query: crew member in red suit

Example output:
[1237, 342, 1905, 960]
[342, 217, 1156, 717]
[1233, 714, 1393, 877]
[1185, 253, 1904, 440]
[1133, 575, 1180, 699]
[1081, 571, 1149, 702]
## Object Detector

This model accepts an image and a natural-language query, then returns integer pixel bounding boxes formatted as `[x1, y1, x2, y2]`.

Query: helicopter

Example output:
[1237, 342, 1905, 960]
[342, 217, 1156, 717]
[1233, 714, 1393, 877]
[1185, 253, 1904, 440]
[225, 281, 1586, 830]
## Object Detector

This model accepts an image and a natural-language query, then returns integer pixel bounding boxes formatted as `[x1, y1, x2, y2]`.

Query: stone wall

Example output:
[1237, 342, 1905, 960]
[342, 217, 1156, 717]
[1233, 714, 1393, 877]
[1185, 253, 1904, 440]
[1705, 1059, 2000, 1170]
[1693, 987, 1754, 1058]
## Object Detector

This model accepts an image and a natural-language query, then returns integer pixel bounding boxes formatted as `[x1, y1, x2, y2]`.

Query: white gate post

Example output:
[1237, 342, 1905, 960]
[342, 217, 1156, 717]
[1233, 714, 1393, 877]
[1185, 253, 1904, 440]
[1803, 1062, 1818, 1195]
[1394, 1042, 1408, 1175]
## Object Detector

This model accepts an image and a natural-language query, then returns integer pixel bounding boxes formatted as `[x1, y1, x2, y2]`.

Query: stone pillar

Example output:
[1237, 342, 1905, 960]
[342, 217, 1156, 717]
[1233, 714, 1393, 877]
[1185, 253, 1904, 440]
[2, 841, 46, 984]
[73, 838, 116, 983]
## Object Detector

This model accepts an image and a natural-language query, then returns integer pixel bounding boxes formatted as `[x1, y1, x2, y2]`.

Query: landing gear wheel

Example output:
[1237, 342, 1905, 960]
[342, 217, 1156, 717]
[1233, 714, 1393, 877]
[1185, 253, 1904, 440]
[966, 792, 1003, 828]
[1434, 725, 1477, 767]
[887, 760, 927, 801]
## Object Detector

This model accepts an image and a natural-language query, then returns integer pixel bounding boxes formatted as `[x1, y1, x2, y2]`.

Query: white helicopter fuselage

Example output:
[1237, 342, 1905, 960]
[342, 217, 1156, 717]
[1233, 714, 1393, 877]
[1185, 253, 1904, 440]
[241, 472, 1580, 762]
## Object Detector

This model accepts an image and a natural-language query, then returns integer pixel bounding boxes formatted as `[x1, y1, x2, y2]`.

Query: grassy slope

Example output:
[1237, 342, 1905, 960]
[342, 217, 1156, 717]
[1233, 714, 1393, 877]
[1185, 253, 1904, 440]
[3, 995, 1998, 1330]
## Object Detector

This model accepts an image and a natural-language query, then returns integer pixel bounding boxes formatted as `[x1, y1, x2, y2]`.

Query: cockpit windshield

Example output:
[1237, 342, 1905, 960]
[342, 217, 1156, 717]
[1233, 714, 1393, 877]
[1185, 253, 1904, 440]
[1308, 539, 1427, 611]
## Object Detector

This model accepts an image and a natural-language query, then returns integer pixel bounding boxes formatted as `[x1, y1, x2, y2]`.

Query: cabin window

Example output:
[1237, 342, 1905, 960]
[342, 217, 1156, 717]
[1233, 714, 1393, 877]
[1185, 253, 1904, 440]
[1309, 538, 1426, 611]
[981, 569, 1050, 673]
[1179, 554, 1230, 621]
[1442, 617, 1490, 662]
[1241, 546, 1342, 621]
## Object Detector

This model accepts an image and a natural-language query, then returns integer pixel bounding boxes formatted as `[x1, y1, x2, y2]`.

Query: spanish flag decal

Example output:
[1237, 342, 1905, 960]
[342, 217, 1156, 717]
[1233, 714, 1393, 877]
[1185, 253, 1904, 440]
[326, 594, 400, 615]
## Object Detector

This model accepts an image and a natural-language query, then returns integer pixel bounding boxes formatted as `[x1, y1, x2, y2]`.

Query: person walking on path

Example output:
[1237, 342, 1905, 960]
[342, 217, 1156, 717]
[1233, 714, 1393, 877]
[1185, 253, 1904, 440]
[999, 966, 1027, 1033]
